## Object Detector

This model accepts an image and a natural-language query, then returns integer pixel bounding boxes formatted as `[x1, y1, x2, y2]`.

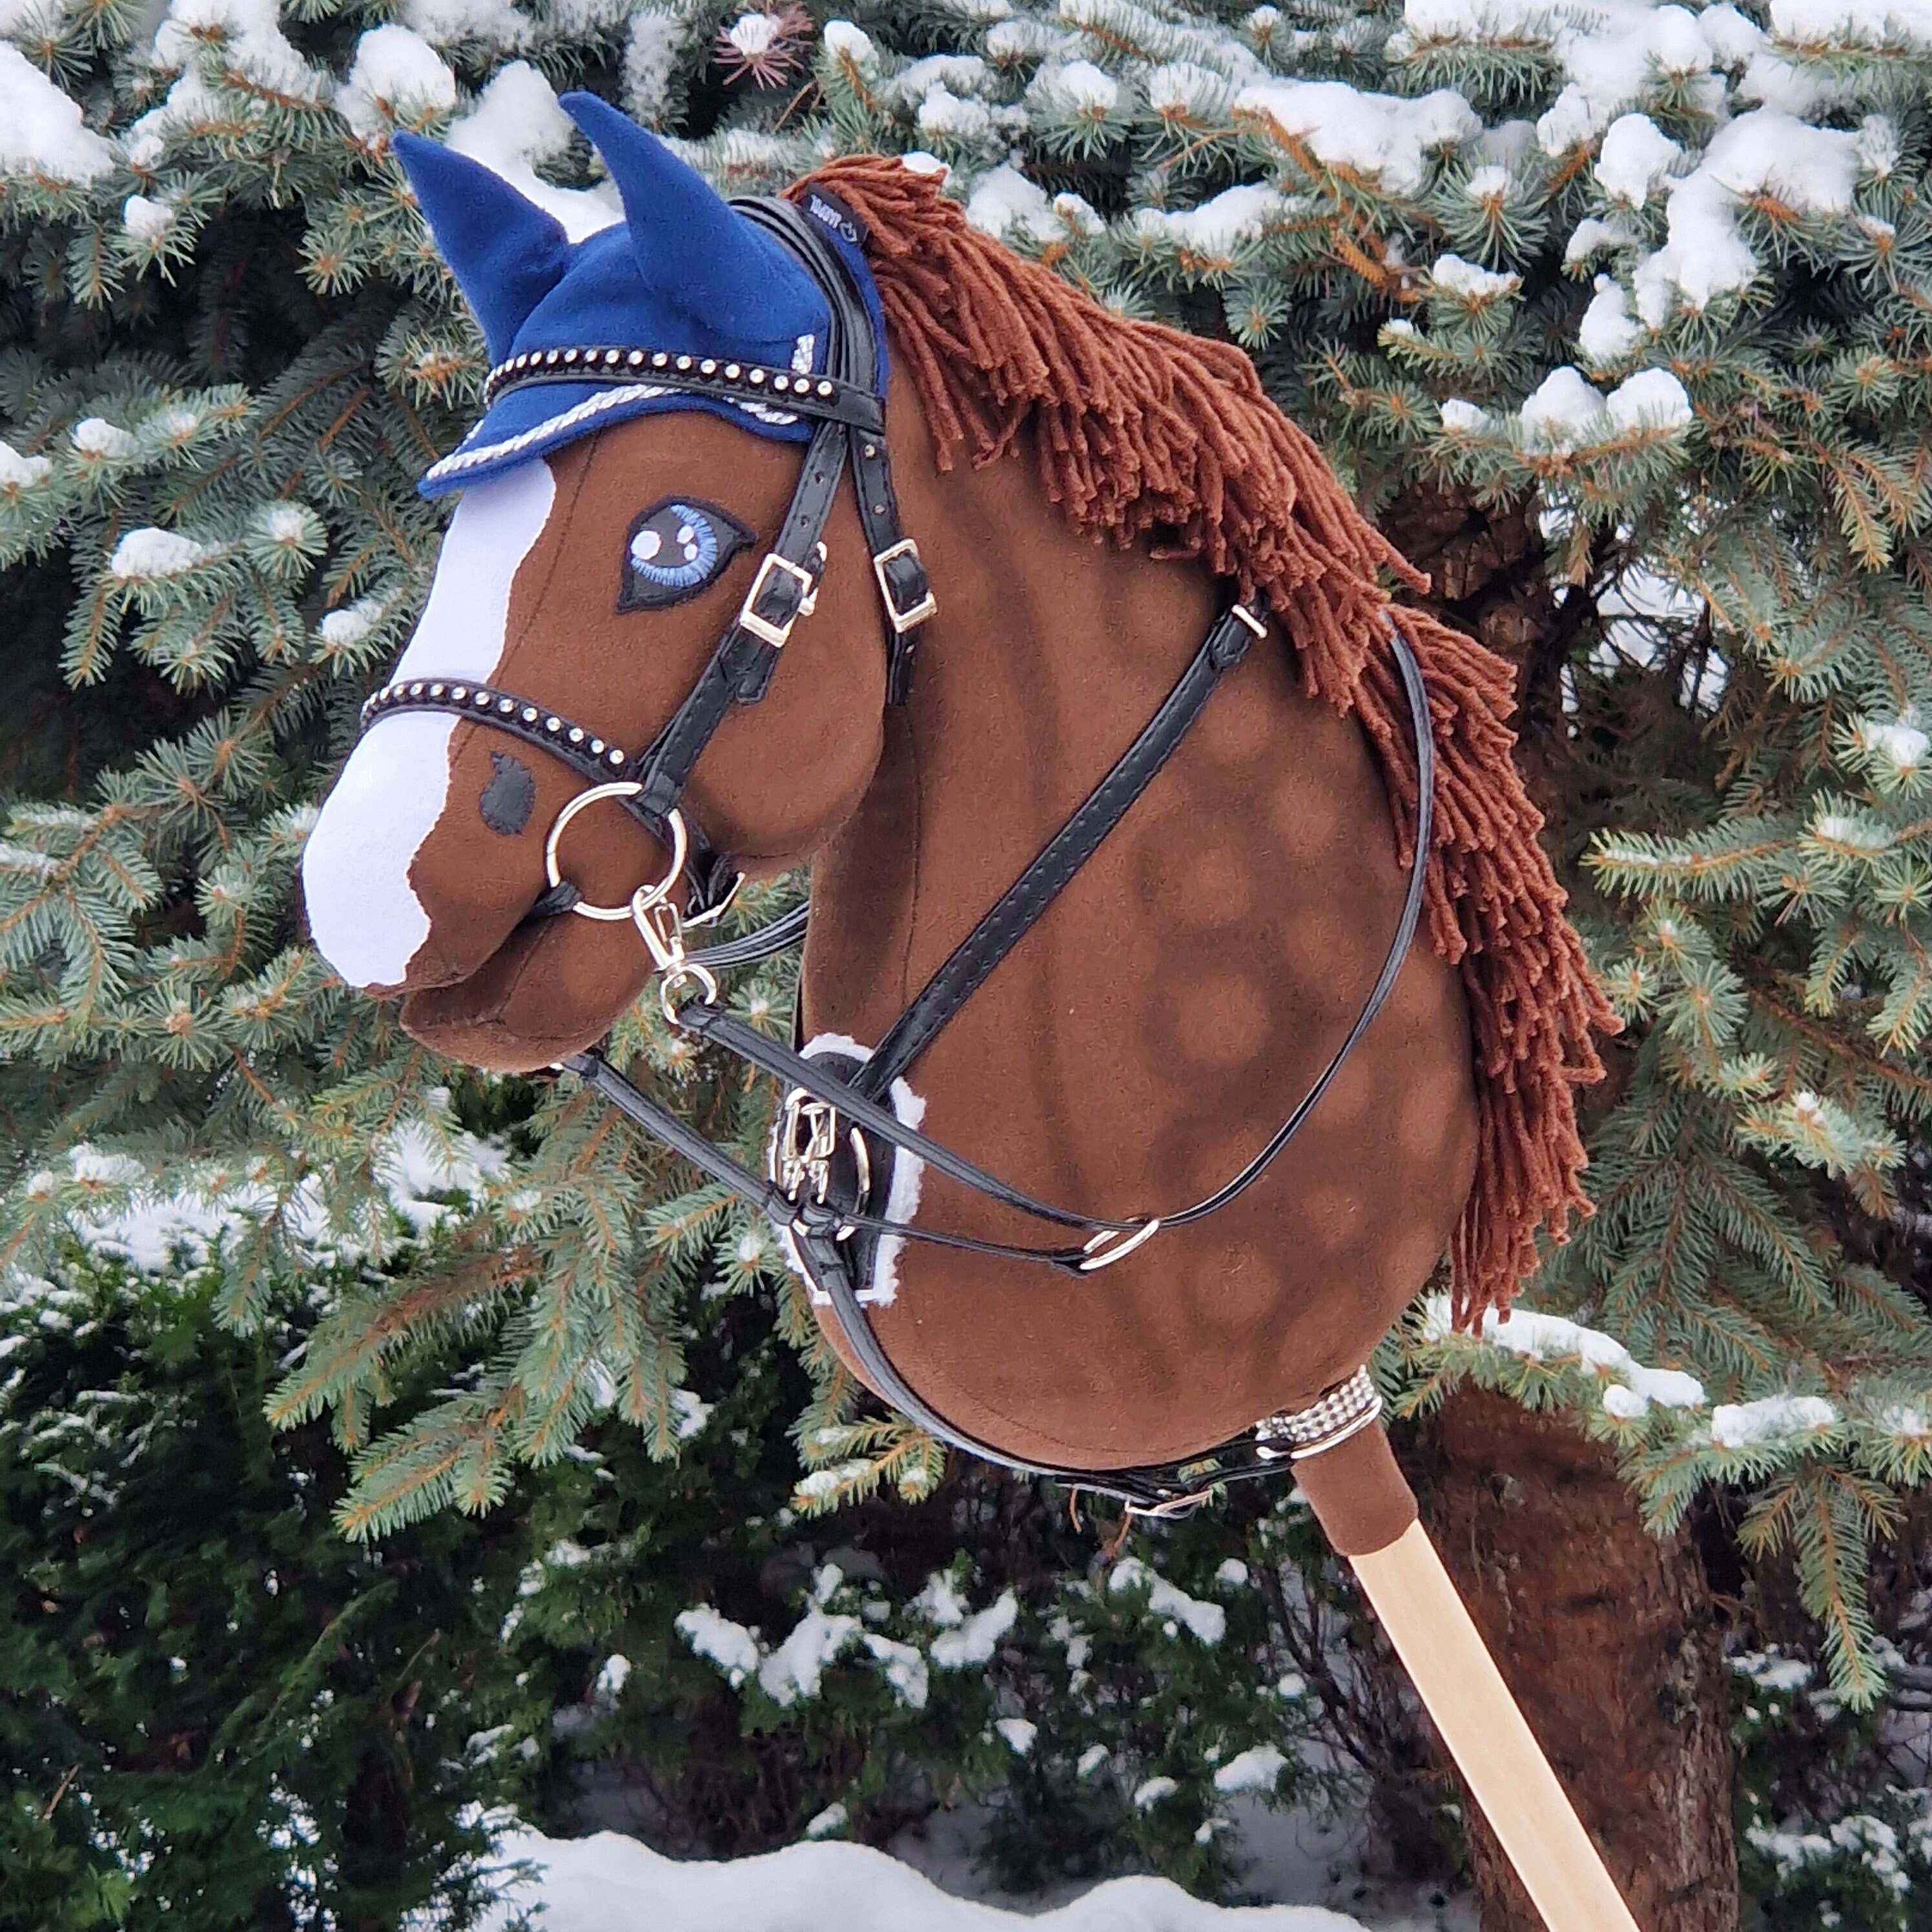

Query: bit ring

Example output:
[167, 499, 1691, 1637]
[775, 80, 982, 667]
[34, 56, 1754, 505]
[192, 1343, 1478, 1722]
[543, 784, 688, 922]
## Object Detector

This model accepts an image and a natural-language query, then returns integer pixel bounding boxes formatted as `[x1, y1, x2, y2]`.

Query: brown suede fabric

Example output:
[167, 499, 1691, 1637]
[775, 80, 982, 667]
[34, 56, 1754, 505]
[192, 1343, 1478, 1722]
[1293, 1424, 1419, 1557]
[358, 363, 1479, 1469]
[796, 394, 1477, 1466]
[393, 411, 889, 1064]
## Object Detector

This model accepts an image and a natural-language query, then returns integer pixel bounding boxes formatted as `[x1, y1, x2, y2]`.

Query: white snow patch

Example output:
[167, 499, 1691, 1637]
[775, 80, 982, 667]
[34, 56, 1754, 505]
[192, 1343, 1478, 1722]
[913, 1571, 968, 1628]
[336, 25, 455, 140]
[0, 44, 116, 184]
[1430, 252, 1517, 298]
[1709, 1394, 1836, 1448]
[1135, 183, 1295, 259]
[676, 1606, 761, 1687]
[123, 194, 178, 242]
[1854, 711, 1931, 779]
[1214, 1558, 1250, 1588]
[1632, 110, 1864, 323]
[72, 418, 135, 458]
[1108, 1557, 1226, 1645]
[1423, 1293, 1706, 1415]
[1213, 1745, 1287, 1794]
[595, 1654, 632, 1697]
[317, 594, 384, 647]
[624, 8, 688, 124]
[400, 0, 530, 48]
[1596, 112, 1681, 206]
[994, 1717, 1038, 1755]
[446, 61, 620, 241]
[863, 1632, 929, 1711]
[1578, 275, 1643, 364]
[1233, 79, 1479, 196]
[151, 0, 324, 94]
[1133, 1776, 1180, 1811]
[0, 440, 52, 489]
[475, 1827, 1378, 1927]
[1438, 398, 1490, 433]
[930, 1590, 1018, 1669]
[804, 1803, 849, 1840]
[759, 1607, 859, 1706]
[110, 528, 214, 580]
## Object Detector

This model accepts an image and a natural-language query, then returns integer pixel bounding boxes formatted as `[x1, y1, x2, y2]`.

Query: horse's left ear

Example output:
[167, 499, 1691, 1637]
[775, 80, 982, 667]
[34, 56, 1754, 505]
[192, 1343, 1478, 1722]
[559, 92, 824, 339]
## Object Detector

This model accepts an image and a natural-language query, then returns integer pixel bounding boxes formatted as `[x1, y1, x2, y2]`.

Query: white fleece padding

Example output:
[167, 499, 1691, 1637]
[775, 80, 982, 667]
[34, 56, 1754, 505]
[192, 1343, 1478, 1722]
[302, 461, 557, 989]
[788, 1032, 926, 1307]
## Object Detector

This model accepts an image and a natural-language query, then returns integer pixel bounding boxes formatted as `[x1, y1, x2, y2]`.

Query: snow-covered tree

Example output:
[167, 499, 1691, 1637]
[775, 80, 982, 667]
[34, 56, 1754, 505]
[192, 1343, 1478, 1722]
[12, 0, 1932, 1918]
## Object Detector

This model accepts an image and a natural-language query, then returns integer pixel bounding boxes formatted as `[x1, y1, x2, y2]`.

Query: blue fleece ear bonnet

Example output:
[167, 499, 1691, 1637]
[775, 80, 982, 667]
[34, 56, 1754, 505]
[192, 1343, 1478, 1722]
[402, 93, 887, 499]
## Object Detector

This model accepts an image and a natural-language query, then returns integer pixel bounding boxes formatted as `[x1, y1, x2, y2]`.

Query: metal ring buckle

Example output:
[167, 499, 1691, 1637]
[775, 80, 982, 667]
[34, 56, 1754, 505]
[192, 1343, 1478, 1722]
[872, 538, 938, 634]
[737, 552, 817, 650]
[1076, 1218, 1160, 1271]
[543, 785, 688, 922]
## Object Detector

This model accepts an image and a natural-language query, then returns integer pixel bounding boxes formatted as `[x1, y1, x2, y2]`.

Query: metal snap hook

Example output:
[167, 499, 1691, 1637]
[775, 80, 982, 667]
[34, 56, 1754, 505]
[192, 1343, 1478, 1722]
[542, 785, 687, 923]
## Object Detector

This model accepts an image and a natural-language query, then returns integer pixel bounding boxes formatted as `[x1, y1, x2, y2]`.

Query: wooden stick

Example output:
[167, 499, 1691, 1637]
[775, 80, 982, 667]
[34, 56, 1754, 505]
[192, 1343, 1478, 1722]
[1350, 1521, 1642, 1932]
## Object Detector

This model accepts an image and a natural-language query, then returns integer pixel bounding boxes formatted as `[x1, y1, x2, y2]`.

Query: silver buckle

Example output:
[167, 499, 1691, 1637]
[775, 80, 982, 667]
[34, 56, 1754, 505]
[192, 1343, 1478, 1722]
[738, 552, 817, 650]
[872, 539, 938, 635]
[770, 1089, 839, 1205]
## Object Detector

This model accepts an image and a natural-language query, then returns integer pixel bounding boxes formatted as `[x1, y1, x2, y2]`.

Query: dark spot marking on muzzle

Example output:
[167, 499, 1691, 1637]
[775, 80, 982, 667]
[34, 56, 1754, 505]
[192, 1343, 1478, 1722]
[480, 752, 535, 836]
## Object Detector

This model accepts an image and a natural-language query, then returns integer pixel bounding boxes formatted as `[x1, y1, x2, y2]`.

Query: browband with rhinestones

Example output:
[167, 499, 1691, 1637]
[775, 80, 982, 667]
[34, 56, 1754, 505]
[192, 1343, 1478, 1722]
[482, 345, 884, 432]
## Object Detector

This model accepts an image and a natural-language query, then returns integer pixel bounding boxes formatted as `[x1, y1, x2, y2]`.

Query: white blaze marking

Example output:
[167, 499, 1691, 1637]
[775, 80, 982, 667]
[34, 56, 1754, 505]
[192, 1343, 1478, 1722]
[302, 461, 557, 989]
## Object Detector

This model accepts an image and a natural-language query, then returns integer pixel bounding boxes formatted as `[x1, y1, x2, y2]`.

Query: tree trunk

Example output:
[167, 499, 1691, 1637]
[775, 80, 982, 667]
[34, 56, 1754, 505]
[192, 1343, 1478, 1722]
[1398, 1389, 1738, 1932]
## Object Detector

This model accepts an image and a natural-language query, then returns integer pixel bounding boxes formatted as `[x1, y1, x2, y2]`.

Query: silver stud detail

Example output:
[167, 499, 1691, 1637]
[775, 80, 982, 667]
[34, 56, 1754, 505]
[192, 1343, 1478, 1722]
[562, 349, 580, 365]
[773, 374, 790, 392]
[521, 706, 539, 723]
[608, 748, 624, 766]
[409, 681, 425, 696]
[749, 368, 766, 385]
[628, 349, 646, 367]
[724, 364, 742, 380]
[590, 739, 604, 755]
[700, 358, 717, 376]
[428, 683, 444, 697]
[545, 350, 561, 365]
[653, 351, 670, 368]
[604, 349, 621, 367]
[569, 726, 584, 743]
[546, 716, 561, 732]
[817, 380, 834, 397]
[497, 697, 515, 714]
[475, 692, 492, 707]
[451, 686, 468, 700]
[675, 355, 693, 371]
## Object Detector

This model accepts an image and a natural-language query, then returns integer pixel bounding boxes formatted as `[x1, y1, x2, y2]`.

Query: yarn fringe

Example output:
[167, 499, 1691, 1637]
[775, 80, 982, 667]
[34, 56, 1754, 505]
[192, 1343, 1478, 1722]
[796, 157, 1616, 1324]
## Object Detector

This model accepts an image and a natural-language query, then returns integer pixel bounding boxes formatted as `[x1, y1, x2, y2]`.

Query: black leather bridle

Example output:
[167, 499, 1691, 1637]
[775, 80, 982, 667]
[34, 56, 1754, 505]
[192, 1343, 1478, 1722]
[359, 190, 1434, 1515]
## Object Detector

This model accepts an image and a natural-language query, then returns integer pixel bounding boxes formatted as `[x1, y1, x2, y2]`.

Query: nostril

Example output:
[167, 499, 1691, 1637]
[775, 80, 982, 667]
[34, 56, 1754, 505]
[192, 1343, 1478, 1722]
[480, 752, 537, 835]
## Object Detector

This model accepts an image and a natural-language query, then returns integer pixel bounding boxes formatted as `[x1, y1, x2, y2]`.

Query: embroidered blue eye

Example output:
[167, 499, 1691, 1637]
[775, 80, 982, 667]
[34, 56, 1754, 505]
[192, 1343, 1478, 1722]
[619, 498, 754, 611]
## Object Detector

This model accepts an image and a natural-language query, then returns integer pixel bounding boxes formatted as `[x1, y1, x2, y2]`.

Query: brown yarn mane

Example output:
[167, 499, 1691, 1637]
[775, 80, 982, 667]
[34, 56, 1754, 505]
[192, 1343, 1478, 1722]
[794, 156, 1616, 1326]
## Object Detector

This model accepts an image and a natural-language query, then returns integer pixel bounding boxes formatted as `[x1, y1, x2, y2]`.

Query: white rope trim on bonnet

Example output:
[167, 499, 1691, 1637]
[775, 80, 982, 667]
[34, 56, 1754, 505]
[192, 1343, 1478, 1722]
[423, 380, 803, 486]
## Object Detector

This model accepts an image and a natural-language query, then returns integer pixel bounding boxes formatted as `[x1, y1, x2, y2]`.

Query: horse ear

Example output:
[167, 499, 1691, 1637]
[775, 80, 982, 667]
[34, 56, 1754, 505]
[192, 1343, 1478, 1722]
[559, 91, 816, 336]
[394, 132, 573, 362]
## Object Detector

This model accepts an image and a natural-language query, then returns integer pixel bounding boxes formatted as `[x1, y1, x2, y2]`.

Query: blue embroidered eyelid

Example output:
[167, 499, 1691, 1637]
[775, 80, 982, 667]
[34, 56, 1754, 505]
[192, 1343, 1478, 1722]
[619, 497, 754, 613]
